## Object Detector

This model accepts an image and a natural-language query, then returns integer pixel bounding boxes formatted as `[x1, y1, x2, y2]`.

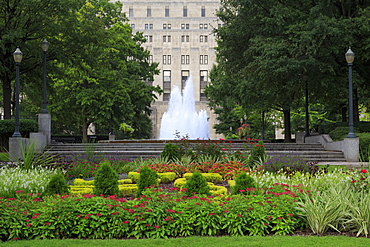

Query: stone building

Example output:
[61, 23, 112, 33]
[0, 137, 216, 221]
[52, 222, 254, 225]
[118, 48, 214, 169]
[114, 0, 222, 139]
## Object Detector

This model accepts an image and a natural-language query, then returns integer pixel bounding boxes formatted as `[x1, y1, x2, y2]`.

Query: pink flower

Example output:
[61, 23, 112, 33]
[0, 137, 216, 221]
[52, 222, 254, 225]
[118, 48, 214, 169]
[361, 169, 367, 174]
[154, 225, 161, 229]
[15, 190, 23, 194]
[45, 222, 51, 225]
[123, 220, 129, 224]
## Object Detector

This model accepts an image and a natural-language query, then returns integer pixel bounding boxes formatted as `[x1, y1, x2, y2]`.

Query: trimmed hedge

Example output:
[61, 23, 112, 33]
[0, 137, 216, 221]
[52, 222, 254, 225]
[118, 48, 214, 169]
[318, 121, 370, 134]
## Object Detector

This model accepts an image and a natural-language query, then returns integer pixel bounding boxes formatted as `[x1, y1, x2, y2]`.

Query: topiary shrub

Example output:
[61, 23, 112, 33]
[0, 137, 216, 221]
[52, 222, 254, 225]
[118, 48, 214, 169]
[183, 171, 211, 197]
[161, 143, 182, 161]
[136, 166, 158, 197]
[43, 174, 70, 196]
[93, 161, 119, 196]
[231, 172, 255, 195]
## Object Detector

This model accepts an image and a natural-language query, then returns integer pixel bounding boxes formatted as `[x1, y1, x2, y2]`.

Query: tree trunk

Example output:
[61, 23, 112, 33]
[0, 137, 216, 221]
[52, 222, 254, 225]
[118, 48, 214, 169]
[82, 110, 88, 143]
[283, 108, 292, 143]
[341, 105, 347, 122]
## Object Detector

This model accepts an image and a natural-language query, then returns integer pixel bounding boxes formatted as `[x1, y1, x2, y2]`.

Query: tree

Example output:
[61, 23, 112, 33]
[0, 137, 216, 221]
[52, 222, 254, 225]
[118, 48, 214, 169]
[0, 0, 77, 119]
[207, 0, 370, 142]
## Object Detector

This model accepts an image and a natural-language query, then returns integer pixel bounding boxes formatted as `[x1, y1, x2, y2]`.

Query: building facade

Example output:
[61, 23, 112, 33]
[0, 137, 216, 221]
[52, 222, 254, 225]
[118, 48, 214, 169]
[115, 0, 222, 139]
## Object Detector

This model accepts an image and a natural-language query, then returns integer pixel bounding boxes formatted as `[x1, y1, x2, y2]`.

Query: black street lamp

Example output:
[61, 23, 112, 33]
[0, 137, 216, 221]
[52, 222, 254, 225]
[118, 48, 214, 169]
[12, 48, 23, 137]
[41, 39, 49, 114]
[345, 47, 356, 138]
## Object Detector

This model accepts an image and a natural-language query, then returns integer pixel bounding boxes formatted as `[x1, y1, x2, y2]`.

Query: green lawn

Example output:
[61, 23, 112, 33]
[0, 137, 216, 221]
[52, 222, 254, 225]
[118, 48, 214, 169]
[1, 236, 370, 247]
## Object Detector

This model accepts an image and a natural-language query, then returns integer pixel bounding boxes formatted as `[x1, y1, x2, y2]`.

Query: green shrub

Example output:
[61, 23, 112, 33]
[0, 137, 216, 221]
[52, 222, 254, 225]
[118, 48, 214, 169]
[193, 141, 224, 160]
[0, 119, 38, 151]
[93, 161, 119, 196]
[329, 126, 359, 141]
[43, 174, 70, 196]
[136, 166, 158, 197]
[358, 132, 370, 162]
[183, 171, 211, 196]
[161, 143, 182, 161]
[318, 121, 370, 134]
[231, 172, 255, 195]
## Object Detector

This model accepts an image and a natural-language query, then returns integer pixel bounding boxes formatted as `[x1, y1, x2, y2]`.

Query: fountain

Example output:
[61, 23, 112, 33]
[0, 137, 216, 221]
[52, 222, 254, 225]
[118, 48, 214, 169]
[159, 76, 210, 139]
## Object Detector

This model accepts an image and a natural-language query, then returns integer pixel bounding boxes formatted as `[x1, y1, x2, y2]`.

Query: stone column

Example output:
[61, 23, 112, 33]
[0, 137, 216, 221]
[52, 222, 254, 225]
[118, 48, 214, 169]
[38, 113, 51, 145]
[343, 138, 359, 162]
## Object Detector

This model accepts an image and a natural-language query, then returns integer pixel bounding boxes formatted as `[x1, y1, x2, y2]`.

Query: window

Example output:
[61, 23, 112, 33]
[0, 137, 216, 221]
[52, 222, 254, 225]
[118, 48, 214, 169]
[163, 24, 171, 30]
[186, 24, 189, 29]
[199, 24, 203, 29]
[129, 7, 133, 17]
[163, 35, 171, 42]
[204, 36, 208, 42]
[183, 6, 187, 17]
[181, 35, 189, 42]
[181, 24, 189, 29]
[200, 35, 208, 42]
[148, 55, 153, 64]
[200, 70, 208, 101]
[181, 70, 190, 90]
[149, 24, 153, 29]
[165, 6, 169, 17]
[204, 55, 208, 64]
[163, 55, 167, 65]
[131, 24, 135, 29]
[201, 6, 206, 17]
[218, 23, 222, 28]
[144, 35, 153, 42]
[145, 24, 148, 29]
[204, 24, 208, 29]
[147, 7, 151, 17]
[181, 55, 190, 64]
[163, 70, 171, 101]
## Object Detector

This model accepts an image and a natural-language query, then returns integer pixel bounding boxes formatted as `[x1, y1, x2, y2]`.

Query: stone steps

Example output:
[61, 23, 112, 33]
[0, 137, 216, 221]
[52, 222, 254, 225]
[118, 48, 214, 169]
[46, 141, 346, 162]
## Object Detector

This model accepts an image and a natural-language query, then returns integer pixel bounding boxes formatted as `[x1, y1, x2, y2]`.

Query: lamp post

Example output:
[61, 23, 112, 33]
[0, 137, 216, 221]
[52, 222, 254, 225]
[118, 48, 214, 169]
[12, 48, 23, 137]
[304, 75, 310, 138]
[41, 39, 49, 113]
[345, 47, 356, 138]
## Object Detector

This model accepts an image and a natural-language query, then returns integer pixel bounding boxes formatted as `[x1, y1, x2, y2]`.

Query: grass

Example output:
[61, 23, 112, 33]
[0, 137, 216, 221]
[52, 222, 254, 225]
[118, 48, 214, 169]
[0, 152, 9, 161]
[2, 235, 370, 247]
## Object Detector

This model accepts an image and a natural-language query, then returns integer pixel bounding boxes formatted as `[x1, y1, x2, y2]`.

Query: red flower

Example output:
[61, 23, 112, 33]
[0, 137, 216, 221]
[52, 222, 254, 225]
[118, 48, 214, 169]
[123, 220, 129, 224]
[26, 223, 32, 227]
[45, 222, 51, 225]
[96, 213, 102, 216]
[154, 225, 161, 229]
[361, 169, 367, 174]
[351, 180, 356, 183]
[15, 190, 23, 194]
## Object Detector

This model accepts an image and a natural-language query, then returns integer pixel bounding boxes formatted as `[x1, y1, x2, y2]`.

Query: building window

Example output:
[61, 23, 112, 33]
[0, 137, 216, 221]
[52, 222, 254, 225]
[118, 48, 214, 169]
[165, 6, 169, 17]
[145, 24, 148, 29]
[201, 6, 206, 17]
[181, 55, 190, 64]
[163, 70, 171, 101]
[147, 6, 151, 17]
[149, 24, 153, 29]
[200, 55, 208, 64]
[218, 23, 222, 28]
[181, 35, 189, 42]
[168, 24, 171, 29]
[200, 35, 208, 42]
[181, 70, 190, 90]
[145, 35, 153, 42]
[148, 55, 153, 64]
[145, 79, 153, 87]
[163, 24, 171, 29]
[200, 70, 208, 101]
[204, 24, 208, 29]
[199, 24, 203, 29]
[183, 6, 187, 17]
[129, 7, 133, 17]
[204, 55, 208, 64]
[163, 55, 166, 65]
[181, 24, 189, 30]
[167, 55, 171, 64]
[163, 35, 171, 42]
[131, 24, 135, 29]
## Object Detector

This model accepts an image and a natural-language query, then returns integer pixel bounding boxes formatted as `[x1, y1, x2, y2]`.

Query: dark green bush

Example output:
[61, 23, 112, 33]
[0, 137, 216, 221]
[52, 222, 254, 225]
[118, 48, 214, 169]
[329, 126, 359, 141]
[183, 171, 211, 196]
[136, 166, 158, 197]
[231, 172, 255, 195]
[357, 133, 370, 162]
[161, 143, 182, 161]
[43, 174, 70, 196]
[193, 141, 224, 160]
[93, 161, 119, 196]
[318, 121, 370, 134]
[0, 119, 38, 151]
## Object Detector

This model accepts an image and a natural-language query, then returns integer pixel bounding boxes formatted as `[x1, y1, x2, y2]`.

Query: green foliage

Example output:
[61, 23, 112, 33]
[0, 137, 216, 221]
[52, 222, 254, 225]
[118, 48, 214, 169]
[93, 161, 119, 196]
[231, 172, 255, 195]
[19, 141, 59, 170]
[248, 141, 266, 167]
[263, 155, 319, 176]
[135, 166, 158, 197]
[161, 143, 182, 162]
[43, 174, 70, 196]
[183, 171, 211, 197]
[193, 141, 226, 160]
[319, 122, 370, 135]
